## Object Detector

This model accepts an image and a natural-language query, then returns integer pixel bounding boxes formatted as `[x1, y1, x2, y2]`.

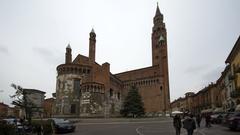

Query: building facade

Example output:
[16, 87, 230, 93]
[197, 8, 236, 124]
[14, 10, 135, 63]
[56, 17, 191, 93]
[54, 5, 170, 117]
[171, 36, 240, 114]
[43, 98, 55, 118]
[225, 36, 240, 107]
[0, 102, 9, 118]
[0, 103, 20, 118]
[23, 89, 45, 118]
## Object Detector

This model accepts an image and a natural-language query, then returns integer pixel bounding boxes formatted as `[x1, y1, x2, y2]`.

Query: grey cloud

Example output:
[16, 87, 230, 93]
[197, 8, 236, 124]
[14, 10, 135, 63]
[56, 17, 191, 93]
[185, 64, 208, 74]
[33, 47, 53, 57]
[32, 47, 62, 65]
[0, 46, 9, 54]
[202, 66, 225, 83]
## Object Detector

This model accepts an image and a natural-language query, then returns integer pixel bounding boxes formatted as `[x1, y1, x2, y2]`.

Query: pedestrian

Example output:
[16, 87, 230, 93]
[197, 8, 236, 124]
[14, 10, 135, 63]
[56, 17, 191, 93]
[196, 114, 202, 128]
[183, 114, 196, 135]
[205, 114, 211, 128]
[36, 125, 42, 135]
[173, 114, 182, 135]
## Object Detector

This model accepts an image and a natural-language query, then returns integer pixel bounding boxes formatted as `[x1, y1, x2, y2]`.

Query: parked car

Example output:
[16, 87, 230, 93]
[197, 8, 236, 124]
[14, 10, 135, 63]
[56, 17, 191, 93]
[3, 118, 31, 134]
[227, 112, 240, 131]
[3, 118, 17, 125]
[52, 118, 76, 133]
[222, 112, 235, 126]
[210, 113, 224, 124]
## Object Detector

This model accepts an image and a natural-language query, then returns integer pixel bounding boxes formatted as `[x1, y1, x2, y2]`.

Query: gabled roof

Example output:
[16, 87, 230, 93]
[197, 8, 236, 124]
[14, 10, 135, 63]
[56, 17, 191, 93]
[24, 89, 46, 94]
[225, 35, 240, 63]
[72, 54, 90, 65]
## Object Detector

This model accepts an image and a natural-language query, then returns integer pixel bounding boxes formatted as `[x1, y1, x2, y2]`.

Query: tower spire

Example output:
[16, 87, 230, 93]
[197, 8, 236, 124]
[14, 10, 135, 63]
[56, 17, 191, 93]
[155, 2, 161, 16]
[91, 28, 95, 33]
[67, 43, 71, 49]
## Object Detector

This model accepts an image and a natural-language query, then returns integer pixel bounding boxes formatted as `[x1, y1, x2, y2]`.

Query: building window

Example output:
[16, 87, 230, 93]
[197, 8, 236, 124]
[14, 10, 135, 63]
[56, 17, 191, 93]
[71, 104, 76, 114]
[110, 89, 113, 97]
[74, 79, 81, 97]
[117, 92, 121, 100]
[58, 80, 61, 89]
[87, 69, 90, 74]
[79, 68, 82, 73]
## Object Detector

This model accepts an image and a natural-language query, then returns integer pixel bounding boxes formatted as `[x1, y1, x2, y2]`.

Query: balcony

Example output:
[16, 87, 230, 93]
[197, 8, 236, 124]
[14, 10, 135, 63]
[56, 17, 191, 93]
[230, 90, 240, 98]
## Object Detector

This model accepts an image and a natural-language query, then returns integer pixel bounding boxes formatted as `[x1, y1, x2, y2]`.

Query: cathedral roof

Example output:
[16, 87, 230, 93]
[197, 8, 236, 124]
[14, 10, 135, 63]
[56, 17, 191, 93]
[72, 54, 90, 65]
[72, 54, 103, 68]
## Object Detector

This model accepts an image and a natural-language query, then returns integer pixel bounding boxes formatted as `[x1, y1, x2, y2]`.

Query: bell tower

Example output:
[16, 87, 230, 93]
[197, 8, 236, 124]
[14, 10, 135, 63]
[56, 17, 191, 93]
[152, 3, 167, 66]
[89, 28, 96, 63]
[65, 44, 72, 64]
[151, 4, 170, 111]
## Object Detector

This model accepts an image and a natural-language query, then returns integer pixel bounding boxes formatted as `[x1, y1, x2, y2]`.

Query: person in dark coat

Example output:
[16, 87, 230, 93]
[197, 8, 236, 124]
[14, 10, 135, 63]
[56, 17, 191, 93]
[205, 114, 211, 128]
[173, 114, 182, 135]
[183, 114, 196, 135]
[196, 114, 202, 128]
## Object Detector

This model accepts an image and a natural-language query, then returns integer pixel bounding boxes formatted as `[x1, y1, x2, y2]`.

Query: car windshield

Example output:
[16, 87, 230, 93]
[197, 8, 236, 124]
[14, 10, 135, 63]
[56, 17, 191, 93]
[53, 119, 70, 124]
[3, 119, 16, 124]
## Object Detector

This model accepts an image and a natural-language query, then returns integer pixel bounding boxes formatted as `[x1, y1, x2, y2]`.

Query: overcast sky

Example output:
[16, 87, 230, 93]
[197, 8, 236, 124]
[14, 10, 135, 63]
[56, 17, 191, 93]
[0, 0, 239, 106]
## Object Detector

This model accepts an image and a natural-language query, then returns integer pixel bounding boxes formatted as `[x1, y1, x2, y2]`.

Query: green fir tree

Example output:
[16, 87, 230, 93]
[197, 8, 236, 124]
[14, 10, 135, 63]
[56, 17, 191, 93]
[120, 85, 145, 117]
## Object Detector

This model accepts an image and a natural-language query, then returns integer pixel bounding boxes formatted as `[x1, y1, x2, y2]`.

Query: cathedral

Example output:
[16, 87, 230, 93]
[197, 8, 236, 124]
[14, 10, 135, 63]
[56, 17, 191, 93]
[54, 5, 170, 117]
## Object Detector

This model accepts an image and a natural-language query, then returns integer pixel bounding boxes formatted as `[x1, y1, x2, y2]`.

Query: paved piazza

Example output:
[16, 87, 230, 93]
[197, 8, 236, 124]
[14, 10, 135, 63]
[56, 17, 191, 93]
[66, 117, 240, 135]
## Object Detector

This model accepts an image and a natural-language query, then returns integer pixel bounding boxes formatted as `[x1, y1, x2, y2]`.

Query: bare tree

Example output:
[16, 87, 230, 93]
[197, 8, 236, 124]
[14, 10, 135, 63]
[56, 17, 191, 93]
[10, 83, 35, 124]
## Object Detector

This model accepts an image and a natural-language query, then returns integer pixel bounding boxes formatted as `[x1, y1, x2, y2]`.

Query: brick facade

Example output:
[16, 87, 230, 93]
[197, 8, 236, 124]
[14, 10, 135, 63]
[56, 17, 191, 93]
[54, 5, 170, 117]
[43, 98, 55, 118]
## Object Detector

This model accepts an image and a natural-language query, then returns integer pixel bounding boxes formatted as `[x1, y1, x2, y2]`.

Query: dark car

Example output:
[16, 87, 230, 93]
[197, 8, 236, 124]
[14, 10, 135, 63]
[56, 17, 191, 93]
[210, 113, 225, 124]
[227, 112, 240, 131]
[222, 112, 235, 126]
[52, 118, 76, 134]
[3, 118, 32, 134]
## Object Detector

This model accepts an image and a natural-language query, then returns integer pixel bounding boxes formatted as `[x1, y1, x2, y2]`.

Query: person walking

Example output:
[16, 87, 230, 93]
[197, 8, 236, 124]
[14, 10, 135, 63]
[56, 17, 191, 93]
[173, 114, 182, 135]
[205, 114, 211, 128]
[183, 114, 196, 135]
[196, 114, 202, 128]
